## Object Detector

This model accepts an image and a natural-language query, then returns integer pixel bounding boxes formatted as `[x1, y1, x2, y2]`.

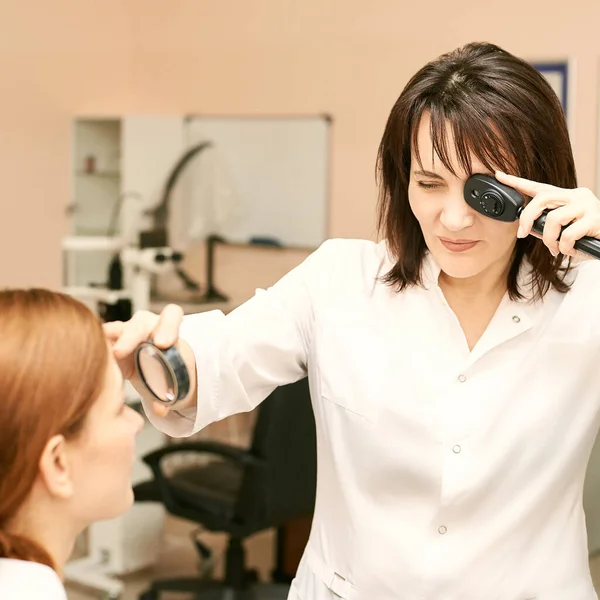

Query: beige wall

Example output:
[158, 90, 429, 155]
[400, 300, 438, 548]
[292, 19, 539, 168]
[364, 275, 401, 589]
[2, 0, 599, 289]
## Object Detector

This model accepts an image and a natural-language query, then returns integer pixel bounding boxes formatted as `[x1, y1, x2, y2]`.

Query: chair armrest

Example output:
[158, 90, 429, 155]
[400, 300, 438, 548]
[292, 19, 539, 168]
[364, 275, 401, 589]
[142, 440, 264, 470]
[139, 440, 264, 513]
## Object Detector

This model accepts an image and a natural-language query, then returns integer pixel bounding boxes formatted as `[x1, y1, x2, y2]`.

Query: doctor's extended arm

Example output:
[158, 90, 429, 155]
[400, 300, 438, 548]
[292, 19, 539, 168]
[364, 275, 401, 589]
[106, 240, 338, 438]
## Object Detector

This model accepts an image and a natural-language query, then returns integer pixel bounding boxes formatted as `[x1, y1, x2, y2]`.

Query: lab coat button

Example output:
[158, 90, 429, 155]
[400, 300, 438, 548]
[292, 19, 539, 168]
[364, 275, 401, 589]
[452, 445, 461, 454]
[512, 315, 521, 323]
[457, 374, 466, 383]
[438, 525, 447, 535]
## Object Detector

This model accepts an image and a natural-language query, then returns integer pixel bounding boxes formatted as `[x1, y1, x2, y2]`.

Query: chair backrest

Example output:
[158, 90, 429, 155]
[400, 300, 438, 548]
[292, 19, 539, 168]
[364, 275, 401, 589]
[234, 377, 317, 529]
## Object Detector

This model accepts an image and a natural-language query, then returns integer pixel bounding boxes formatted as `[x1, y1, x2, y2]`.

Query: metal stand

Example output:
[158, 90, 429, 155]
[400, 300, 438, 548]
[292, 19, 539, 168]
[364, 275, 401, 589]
[197, 234, 229, 304]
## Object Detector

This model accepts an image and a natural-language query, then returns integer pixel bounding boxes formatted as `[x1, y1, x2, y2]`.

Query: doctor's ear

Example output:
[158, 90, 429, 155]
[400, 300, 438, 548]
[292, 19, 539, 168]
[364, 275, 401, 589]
[38, 434, 74, 500]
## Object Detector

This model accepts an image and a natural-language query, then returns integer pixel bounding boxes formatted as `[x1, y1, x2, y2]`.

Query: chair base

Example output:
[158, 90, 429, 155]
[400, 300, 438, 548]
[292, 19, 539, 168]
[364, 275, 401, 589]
[139, 536, 290, 599]
[138, 579, 290, 600]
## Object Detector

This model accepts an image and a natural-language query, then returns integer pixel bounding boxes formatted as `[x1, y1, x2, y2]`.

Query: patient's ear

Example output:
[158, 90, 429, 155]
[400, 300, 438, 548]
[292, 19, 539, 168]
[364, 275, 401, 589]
[38, 435, 74, 500]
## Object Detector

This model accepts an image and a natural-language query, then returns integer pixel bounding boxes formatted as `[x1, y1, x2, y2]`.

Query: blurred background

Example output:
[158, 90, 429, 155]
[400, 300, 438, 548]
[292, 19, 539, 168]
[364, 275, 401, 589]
[3, 1, 600, 598]
[3, 0, 599, 291]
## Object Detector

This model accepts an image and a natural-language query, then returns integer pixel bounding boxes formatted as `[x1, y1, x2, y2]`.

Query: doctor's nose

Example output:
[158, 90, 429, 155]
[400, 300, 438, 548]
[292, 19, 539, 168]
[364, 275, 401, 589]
[439, 193, 475, 232]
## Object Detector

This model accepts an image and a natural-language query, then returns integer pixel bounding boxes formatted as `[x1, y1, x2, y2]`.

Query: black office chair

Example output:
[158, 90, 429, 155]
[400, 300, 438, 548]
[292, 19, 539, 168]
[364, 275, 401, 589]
[134, 377, 317, 600]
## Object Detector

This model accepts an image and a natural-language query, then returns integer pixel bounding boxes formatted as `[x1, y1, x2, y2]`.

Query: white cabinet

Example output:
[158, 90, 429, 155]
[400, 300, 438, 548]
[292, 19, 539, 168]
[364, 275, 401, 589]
[72, 119, 122, 236]
[67, 115, 185, 292]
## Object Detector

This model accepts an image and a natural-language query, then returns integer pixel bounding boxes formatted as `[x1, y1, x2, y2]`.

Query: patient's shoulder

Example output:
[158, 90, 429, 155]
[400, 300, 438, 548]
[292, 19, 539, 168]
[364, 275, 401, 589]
[0, 558, 67, 600]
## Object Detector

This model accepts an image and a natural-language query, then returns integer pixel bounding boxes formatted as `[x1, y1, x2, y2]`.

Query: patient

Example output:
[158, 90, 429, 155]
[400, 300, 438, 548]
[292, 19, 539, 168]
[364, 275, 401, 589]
[0, 289, 144, 599]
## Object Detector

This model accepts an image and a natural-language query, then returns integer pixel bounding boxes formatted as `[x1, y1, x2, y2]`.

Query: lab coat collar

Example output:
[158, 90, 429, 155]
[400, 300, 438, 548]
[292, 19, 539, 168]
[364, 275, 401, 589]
[379, 241, 541, 325]
[421, 250, 538, 305]
[420, 250, 542, 361]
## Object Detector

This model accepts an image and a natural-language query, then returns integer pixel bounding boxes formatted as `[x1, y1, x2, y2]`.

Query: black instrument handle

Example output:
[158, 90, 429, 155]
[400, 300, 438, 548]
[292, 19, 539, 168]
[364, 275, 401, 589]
[532, 212, 600, 259]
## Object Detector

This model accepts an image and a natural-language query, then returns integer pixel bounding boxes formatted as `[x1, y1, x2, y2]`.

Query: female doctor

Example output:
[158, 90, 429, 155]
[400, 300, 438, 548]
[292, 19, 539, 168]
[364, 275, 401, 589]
[108, 42, 600, 599]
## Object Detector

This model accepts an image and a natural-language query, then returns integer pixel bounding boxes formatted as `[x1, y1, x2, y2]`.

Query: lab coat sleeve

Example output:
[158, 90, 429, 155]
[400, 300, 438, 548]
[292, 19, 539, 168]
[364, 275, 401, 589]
[143, 239, 339, 438]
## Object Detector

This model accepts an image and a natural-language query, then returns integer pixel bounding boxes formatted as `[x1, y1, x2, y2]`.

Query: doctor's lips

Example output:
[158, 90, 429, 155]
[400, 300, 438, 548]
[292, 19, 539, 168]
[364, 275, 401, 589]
[439, 237, 479, 252]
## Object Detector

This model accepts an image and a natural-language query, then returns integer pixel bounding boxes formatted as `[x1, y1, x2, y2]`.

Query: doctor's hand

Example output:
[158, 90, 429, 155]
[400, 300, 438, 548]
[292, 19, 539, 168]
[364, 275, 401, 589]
[103, 304, 184, 417]
[495, 170, 600, 258]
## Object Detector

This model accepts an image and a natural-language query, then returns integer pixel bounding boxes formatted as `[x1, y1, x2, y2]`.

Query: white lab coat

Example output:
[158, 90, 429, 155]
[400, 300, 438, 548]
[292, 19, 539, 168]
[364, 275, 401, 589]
[145, 239, 600, 600]
[0, 558, 67, 600]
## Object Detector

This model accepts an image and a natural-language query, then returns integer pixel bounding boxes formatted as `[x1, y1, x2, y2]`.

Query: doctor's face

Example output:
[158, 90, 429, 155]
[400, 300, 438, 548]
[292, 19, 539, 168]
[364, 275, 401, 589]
[66, 353, 144, 525]
[408, 113, 519, 282]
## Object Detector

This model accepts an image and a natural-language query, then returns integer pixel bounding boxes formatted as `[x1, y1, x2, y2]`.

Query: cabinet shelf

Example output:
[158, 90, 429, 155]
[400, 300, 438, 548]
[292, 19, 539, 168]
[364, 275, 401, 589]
[76, 170, 120, 179]
[71, 228, 120, 237]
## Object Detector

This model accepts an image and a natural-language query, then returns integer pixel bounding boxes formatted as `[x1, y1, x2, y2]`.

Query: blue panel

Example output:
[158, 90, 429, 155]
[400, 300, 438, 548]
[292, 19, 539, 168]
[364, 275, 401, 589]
[532, 62, 568, 115]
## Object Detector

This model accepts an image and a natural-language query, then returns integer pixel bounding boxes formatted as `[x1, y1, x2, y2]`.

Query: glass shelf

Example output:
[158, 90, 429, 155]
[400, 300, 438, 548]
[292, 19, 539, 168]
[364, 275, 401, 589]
[75, 170, 121, 179]
[72, 228, 121, 237]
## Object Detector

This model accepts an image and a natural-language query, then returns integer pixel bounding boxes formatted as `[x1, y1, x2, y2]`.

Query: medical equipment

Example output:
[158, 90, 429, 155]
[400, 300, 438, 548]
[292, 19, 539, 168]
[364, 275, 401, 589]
[134, 342, 190, 406]
[464, 174, 600, 259]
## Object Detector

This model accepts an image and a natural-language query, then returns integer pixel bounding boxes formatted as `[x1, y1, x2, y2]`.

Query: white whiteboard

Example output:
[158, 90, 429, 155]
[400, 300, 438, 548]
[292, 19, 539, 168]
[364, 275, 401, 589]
[182, 115, 330, 247]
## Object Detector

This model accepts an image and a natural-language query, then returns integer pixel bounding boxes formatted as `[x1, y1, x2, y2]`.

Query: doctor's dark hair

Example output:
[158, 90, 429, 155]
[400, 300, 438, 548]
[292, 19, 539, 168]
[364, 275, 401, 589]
[0, 289, 108, 570]
[376, 41, 576, 301]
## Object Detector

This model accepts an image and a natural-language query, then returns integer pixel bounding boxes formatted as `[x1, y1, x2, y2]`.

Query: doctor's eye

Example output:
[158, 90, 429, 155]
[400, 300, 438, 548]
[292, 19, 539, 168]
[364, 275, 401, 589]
[416, 181, 442, 190]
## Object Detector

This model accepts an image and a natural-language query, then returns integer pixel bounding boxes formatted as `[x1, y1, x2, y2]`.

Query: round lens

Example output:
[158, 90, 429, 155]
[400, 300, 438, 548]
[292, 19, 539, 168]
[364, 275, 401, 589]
[137, 345, 176, 403]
